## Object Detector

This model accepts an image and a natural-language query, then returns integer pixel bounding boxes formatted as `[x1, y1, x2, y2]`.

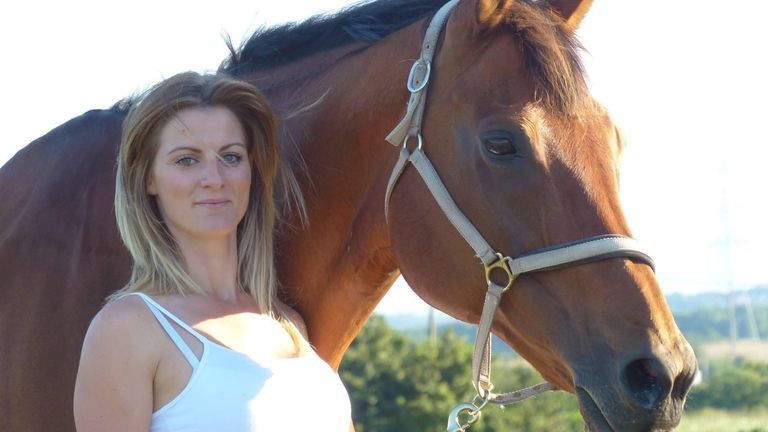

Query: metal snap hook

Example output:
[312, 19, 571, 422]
[446, 402, 482, 432]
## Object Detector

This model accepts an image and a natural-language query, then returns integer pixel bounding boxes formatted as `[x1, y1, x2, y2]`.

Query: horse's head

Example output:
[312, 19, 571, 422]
[388, 1, 697, 430]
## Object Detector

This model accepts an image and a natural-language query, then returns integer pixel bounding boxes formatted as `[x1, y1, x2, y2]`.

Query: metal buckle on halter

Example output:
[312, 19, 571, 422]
[484, 252, 516, 292]
[407, 58, 431, 93]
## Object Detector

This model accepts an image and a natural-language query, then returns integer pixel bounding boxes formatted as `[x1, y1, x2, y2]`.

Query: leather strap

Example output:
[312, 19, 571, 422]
[386, 0, 460, 147]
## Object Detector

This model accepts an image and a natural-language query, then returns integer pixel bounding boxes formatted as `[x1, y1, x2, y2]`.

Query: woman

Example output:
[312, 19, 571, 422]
[74, 72, 351, 431]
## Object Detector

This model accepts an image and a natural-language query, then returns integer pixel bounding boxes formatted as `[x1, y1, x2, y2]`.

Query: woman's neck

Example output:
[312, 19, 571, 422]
[173, 232, 241, 303]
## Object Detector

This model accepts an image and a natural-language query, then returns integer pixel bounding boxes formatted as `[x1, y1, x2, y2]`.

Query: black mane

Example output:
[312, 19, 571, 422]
[220, 0, 586, 115]
[220, 0, 447, 75]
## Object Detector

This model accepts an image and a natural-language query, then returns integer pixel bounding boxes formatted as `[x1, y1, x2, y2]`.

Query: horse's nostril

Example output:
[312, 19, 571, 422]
[672, 365, 697, 400]
[623, 358, 671, 409]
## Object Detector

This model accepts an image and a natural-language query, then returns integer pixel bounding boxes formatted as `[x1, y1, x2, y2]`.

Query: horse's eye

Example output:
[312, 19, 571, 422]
[484, 137, 518, 156]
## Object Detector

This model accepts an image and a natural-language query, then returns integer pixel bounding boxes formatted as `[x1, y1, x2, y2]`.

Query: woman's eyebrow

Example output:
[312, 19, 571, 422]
[166, 146, 200, 155]
[220, 143, 247, 151]
[166, 143, 246, 155]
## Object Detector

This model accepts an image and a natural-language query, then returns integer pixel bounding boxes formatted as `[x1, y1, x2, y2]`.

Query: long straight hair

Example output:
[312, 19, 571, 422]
[112, 71, 306, 352]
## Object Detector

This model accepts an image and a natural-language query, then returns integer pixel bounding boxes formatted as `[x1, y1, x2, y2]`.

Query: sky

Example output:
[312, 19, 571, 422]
[1, 1, 766, 316]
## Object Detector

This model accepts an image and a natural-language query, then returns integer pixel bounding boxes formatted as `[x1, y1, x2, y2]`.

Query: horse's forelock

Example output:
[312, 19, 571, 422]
[498, 2, 590, 115]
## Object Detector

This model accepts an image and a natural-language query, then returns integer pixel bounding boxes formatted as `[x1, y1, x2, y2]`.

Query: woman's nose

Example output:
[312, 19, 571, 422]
[200, 157, 225, 188]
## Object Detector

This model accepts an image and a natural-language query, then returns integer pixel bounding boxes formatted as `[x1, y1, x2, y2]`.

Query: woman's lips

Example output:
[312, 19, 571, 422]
[196, 199, 230, 208]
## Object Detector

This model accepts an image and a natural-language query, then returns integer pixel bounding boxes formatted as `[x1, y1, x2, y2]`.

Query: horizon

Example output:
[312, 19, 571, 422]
[376, 273, 768, 317]
[1, 1, 765, 314]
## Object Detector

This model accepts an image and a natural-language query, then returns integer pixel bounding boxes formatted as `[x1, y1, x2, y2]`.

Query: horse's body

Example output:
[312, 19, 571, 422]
[0, 1, 696, 431]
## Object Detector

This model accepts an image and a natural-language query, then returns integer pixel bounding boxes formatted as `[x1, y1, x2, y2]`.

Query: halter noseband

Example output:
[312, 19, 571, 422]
[383, 2, 655, 431]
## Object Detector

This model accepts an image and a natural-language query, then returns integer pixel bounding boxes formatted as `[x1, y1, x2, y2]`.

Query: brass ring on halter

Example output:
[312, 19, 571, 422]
[484, 252, 516, 291]
[407, 58, 431, 93]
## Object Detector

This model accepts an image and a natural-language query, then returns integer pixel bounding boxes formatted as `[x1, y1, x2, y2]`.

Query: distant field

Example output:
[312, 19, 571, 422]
[699, 339, 768, 361]
[678, 408, 768, 432]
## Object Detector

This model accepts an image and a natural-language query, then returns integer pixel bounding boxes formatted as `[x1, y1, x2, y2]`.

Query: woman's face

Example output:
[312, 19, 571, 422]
[148, 106, 252, 242]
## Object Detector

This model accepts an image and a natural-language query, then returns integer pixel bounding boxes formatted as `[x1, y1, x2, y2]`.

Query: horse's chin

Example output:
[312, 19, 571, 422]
[576, 387, 616, 432]
[576, 385, 683, 432]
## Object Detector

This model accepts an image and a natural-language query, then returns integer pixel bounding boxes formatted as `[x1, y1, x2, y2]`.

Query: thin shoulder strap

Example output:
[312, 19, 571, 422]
[129, 293, 204, 368]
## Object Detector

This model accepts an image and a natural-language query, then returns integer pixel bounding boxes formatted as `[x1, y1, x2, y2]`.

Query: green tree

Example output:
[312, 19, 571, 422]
[340, 316, 584, 432]
[340, 315, 473, 431]
[688, 360, 768, 410]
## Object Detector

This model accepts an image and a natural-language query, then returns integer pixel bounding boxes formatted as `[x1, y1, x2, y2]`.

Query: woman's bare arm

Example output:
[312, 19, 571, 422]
[73, 297, 156, 432]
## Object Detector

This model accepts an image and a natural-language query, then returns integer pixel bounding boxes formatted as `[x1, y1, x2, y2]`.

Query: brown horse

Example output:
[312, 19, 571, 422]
[0, 0, 696, 431]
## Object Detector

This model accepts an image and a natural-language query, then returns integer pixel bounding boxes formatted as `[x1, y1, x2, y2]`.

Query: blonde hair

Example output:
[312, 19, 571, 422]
[112, 71, 306, 351]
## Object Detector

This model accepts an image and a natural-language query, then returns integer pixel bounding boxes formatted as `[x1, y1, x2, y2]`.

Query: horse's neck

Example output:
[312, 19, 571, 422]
[256, 23, 425, 368]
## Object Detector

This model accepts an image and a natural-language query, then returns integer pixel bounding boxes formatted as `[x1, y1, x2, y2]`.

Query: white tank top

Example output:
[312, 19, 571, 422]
[130, 293, 351, 432]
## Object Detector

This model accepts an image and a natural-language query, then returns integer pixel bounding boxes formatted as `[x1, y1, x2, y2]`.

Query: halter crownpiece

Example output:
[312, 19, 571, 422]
[383, 2, 655, 431]
[385, 0, 458, 147]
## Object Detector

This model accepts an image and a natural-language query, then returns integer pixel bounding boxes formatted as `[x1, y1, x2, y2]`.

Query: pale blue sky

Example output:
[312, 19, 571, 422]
[1, 1, 765, 315]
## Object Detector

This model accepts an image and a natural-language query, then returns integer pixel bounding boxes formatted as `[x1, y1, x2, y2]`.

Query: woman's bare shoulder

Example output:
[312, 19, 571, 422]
[91, 295, 154, 336]
[74, 295, 158, 430]
[83, 294, 161, 364]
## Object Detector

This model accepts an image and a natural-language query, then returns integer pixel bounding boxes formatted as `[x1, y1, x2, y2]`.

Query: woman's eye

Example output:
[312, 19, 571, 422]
[220, 153, 243, 165]
[175, 156, 197, 166]
[484, 137, 518, 156]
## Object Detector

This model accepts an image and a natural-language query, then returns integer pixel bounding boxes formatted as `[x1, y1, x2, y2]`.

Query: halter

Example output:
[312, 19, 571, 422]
[383, 2, 655, 431]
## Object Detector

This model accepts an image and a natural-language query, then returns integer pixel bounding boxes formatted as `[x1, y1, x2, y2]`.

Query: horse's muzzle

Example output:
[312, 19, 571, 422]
[575, 343, 698, 432]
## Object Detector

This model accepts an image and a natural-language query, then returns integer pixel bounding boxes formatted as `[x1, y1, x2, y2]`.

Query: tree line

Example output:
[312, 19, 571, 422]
[339, 315, 768, 432]
[674, 306, 768, 346]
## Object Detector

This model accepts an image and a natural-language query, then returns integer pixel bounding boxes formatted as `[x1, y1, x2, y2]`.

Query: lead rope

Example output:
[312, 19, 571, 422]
[383, 2, 655, 431]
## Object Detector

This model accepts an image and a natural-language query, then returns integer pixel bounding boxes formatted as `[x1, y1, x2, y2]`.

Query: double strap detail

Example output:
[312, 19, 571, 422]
[131, 292, 205, 369]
